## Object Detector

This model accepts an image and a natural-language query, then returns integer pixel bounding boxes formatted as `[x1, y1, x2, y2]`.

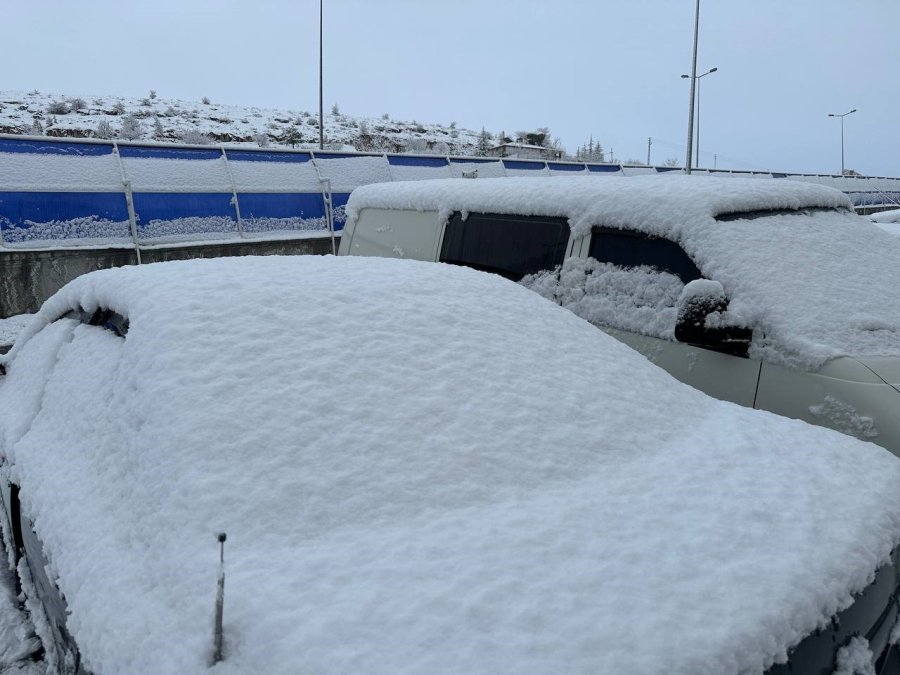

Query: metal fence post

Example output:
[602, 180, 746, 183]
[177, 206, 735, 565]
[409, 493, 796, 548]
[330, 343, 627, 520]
[220, 147, 244, 238]
[320, 178, 336, 255]
[113, 143, 142, 265]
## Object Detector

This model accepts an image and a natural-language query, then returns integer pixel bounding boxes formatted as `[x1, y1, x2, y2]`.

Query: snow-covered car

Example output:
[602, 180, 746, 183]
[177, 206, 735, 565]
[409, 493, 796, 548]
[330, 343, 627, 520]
[870, 208, 900, 237]
[339, 175, 900, 455]
[2, 256, 900, 674]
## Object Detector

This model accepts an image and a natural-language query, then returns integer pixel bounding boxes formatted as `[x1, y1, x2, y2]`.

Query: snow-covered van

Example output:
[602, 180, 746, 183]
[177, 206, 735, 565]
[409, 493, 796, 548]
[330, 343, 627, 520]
[339, 175, 900, 455]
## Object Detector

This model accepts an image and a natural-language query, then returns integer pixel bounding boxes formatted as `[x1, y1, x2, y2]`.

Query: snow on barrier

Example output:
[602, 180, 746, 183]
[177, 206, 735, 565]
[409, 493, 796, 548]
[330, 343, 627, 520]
[1, 134, 899, 250]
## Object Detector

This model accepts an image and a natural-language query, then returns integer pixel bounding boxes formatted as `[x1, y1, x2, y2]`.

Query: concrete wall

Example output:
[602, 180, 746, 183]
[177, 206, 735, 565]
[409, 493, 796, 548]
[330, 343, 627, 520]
[0, 235, 335, 318]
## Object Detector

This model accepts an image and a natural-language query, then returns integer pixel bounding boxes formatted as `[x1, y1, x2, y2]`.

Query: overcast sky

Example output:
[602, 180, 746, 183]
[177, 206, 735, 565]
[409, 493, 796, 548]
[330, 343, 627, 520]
[8, 1, 899, 175]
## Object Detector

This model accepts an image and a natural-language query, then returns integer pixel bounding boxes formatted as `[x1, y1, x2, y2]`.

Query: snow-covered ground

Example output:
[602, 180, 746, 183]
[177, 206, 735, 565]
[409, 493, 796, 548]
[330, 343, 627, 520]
[0, 90, 481, 155]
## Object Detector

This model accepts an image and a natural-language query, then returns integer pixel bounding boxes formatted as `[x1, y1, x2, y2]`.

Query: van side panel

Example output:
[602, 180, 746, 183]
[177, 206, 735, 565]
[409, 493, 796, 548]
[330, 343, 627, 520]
[339, 208, 442, 261]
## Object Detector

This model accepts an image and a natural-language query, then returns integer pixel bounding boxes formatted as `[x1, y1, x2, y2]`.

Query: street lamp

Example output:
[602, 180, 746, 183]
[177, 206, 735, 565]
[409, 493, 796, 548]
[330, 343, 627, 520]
[684, 0, 700, 174]
[827, 108, 856, 175]
[682, 67, 717, 169]
[319, 0, 324, 150]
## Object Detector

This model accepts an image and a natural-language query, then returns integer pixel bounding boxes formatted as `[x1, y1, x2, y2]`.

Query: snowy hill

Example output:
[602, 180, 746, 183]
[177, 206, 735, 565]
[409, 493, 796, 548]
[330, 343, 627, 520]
[0, 90, 482, 155]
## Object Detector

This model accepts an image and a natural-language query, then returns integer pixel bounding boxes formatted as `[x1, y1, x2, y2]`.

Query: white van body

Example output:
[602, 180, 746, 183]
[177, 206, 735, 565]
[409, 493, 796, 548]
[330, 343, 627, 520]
[339, 175, 900, 456]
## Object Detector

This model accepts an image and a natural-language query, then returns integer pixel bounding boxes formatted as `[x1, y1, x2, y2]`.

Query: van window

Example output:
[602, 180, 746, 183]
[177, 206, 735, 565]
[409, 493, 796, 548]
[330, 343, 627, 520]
[439, 212, 569, 281]
[588, 227, 702, 284]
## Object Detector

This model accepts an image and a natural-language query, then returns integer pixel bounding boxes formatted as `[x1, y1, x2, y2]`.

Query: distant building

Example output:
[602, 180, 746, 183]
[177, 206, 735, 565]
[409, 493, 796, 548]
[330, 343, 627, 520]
[485, 142, 558, 160]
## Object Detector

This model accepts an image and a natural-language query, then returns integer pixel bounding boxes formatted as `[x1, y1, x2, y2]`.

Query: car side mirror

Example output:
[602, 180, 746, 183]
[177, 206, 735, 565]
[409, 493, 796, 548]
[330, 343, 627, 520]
[675, 280, 752, 357]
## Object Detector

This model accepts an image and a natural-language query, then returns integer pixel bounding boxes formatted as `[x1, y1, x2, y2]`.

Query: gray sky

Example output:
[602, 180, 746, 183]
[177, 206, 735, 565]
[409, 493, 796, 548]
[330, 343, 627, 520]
[8, 1, 899, 175]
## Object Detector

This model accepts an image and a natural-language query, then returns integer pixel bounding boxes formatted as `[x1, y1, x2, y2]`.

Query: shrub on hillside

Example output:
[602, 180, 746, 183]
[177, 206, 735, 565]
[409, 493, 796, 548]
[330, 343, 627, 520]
[180, 129, 213, 145]
[119, 114, 144, 141]
[94, 120, 114, 139]
[47, 100, 69, 115]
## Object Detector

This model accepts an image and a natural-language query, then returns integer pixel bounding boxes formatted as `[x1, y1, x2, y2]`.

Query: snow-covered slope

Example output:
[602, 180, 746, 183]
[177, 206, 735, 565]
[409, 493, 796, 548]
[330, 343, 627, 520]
[0, 90, 481, 154]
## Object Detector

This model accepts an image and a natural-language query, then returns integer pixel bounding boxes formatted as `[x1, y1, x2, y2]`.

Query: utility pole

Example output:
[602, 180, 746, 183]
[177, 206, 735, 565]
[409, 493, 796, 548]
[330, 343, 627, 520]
[647, 137, 652, 166]
[318, 0, 324, 150]
[684, 0, 700, 174]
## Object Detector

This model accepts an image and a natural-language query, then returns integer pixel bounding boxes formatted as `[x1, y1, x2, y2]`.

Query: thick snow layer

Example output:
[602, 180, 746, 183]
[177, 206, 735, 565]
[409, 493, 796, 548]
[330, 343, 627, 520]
[0, 315, 32, 347]
[522, 258, 683, 340]
[123, 157, 231, 192]
[347, 175, 900, 369]
[832, 636, 875, 675]
[0, 153, 122, 191]
[870, 208, 900, 224]
[2, 256, 900, 674]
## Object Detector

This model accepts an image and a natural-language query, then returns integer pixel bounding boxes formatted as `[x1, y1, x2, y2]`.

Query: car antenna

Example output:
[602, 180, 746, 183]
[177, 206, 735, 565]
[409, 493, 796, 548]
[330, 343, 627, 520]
[212, 532, 227, 664]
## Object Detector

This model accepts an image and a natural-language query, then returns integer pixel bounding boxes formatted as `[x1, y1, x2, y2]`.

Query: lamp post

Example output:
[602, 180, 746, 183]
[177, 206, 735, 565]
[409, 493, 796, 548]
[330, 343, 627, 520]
[684, 0, 700, 174]
[318, 0, 324, 150]
[682, 67, 717, 168]
[827, 108, 856, 175]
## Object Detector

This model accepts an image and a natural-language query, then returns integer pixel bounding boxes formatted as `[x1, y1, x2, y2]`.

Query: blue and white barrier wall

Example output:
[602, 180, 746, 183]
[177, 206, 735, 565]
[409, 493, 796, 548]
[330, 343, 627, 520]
[1, 134, 898, 249]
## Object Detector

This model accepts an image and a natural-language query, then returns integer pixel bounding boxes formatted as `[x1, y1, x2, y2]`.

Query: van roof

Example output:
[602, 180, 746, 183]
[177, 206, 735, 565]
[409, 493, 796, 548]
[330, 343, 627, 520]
[346, 176, 900, 369]
[346, 175, 852, 237]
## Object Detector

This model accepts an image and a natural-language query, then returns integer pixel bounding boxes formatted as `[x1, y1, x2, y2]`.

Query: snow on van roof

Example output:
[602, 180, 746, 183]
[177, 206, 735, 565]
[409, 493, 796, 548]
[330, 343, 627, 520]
[3, 255, 900, 674]
[347, 176, 900, 369]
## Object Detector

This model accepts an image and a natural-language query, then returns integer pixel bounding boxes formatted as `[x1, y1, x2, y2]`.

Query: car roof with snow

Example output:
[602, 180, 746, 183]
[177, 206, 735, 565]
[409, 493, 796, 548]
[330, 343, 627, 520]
[348, 175, 900, 369]
[2, 255, 900, 674]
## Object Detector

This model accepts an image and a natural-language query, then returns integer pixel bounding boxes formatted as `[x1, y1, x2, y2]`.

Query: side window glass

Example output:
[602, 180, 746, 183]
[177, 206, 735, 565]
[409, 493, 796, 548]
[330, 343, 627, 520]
[439, 212, 569, 281]
[60, 307, 129, 338]
[587, 227, 701, 284]
[521, 258, 684, 340]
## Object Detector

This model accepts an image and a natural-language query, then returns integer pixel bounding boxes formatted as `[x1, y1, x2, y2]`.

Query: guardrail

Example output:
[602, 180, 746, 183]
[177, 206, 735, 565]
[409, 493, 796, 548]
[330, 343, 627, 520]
[2, 135, 898, 254]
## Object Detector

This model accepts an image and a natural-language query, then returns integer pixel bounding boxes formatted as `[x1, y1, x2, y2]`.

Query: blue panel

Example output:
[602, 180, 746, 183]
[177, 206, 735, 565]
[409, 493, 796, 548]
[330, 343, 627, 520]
[387, 155, 449, 168]
[225, 149, 312, 163]
[118, 146, 222, 161]
[449, 157, 501, 164]
[502, 160, 546, 171]
[314, 152, 382, 160]
[131, 192, 235, 223]
[655, 167, 681, 173]
[587, 164, 622, 173]
[0, 191, 128, 228]
[238, 193, 325, 219]
[0, 137, 113, 156]
[331, 192, 351, 230]
[548, 162, 587, 172]
[771, 173, 787, 179]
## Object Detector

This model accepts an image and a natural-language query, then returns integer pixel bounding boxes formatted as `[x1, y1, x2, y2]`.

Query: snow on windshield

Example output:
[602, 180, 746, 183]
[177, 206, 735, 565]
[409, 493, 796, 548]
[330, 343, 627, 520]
[349, 175, 900, 369]
[2, 256, 900, 674]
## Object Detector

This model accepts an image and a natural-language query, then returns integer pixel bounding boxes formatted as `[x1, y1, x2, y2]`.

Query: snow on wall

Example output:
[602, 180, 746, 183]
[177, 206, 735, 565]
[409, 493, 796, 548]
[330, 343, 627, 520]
[2, 135, 899, 249]
[122, 157, 231, 192]
[226, 158, 321, 191]
[448, 159, 506, 178]
[314, 154, 392, 192]
[0, 152, 122, 191]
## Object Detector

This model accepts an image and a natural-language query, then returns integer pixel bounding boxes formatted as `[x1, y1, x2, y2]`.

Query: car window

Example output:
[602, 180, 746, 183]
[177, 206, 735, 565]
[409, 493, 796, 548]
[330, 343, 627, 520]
[521, 257, 684, 340]
[715, 206, 848, 222]
[588, 227, 702, 285]
[439, 212, 569, 281]
[59, 307, 129, 338]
